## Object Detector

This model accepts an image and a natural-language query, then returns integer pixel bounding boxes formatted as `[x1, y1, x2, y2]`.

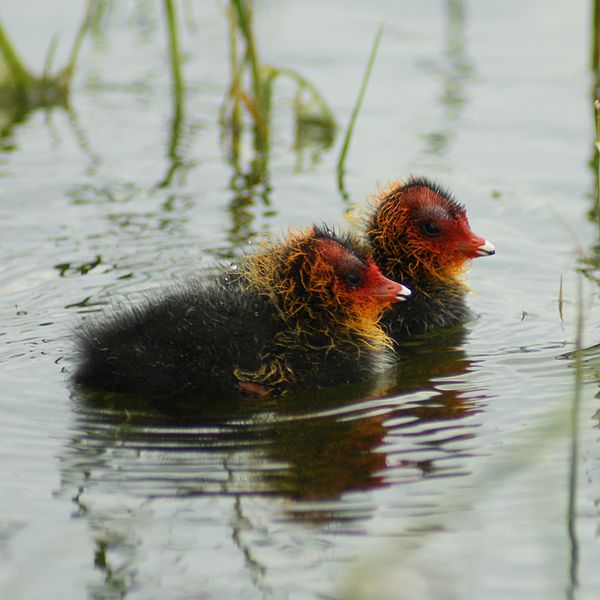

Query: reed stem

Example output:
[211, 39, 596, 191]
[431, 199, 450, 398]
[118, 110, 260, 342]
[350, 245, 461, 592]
[62, 0, 95, 85]
[594, 100, 600, 228]
[163, 0, 184, 104]
[336, 25, 383, 200]
[592, 0, 600, 78]
[230, 0, 267, 146]
[566, 275, 584, 598]
[227, 3, 243, 149]
[158, 0, 186, 188]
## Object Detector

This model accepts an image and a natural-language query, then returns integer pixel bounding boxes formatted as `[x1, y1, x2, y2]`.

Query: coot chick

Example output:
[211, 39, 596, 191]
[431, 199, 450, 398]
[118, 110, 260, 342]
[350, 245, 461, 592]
[73, 226, 411, 400]
[365, 177, 494, 339]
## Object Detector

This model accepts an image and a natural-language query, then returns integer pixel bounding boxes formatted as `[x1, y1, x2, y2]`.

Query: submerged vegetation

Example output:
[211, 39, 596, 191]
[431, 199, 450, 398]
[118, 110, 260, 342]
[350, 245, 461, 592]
[220, 0, 337, 232]
[0, 0, 386, 205]
[0, 1, 94, 132]
[218, 0, 338, 246]
[221, 0, 336, 157]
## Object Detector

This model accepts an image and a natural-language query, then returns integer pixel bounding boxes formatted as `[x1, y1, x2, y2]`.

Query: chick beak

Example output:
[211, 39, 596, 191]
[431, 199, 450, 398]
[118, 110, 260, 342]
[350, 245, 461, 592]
[375, 276, 412, 304]
[476, 238, 495, 257]
[395, 284, 412, 302]
[468, 233, 495, 258]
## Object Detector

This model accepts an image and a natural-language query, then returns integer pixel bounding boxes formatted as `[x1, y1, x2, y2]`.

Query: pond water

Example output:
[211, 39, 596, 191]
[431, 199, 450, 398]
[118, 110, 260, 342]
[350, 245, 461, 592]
[2, 1, 600, 599]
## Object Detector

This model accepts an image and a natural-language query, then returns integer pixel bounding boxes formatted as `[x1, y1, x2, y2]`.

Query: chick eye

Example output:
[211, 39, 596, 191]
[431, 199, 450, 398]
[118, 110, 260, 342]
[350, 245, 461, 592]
[345, 271, 362, 286]
[419, 220, 442, 237]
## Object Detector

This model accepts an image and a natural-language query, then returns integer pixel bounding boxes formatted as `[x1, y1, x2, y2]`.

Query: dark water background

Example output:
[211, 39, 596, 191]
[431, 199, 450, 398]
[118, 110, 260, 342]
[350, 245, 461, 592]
[2, 1, 600, 598]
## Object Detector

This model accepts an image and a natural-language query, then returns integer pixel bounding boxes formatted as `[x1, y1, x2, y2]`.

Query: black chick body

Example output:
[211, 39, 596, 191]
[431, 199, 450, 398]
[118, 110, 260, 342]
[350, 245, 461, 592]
[75, 277, 278, 399]
[73, 227, 408, 401]
[379, 275, 471, 339]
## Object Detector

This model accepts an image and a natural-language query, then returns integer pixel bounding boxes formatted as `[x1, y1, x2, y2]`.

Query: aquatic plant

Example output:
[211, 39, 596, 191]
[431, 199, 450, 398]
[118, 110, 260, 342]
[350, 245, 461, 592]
[336, 25, 383, 203]
[585, 2, 600, 277]
[217, 0, 339, 248]
[593, 0, 600, 98]
[157, 0, 187, 188]
[594, 100, 600, 225]
[590, 0, 600, 232]
[221, 0, 336, 172]
[0, 1, 93, 115]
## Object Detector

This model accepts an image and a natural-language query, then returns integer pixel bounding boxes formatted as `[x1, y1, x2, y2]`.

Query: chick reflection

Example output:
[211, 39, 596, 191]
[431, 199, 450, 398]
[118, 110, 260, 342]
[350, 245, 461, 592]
[266, 327, 480, 519]
[63, 326, 480, 515]
[59, 325, 484, 595]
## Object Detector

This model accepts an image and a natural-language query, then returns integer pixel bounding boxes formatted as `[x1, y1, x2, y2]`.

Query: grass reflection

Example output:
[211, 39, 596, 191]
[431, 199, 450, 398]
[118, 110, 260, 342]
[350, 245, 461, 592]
[156, 0, 187, 188]
[0, 1, 95, 135]
[221, 0, 337, 245]
[566, 276, 585, 600]
[422, 0, 474, 157]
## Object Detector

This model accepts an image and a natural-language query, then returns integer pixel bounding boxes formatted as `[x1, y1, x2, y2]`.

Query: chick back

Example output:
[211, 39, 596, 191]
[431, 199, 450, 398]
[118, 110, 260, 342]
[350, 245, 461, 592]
[73, 276, 280, 400]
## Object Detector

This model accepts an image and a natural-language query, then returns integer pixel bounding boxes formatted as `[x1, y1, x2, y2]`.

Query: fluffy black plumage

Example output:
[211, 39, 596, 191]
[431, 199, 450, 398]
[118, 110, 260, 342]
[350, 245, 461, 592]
[74, 277, 277, 399]
[378, 275, 471, 339]
[72, 227, 402, 401]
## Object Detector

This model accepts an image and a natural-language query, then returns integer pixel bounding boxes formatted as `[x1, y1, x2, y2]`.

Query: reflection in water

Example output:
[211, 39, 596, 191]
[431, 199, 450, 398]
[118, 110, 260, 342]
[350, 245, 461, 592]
[293, 105, 336, 172]
[0, 1, 95, 136]
[422, 0, 474, 156]
[58, 326, 487, 595]
[222, 102, 335, 251]
[561, 119, 600, 600]
[0, 101, 102, 179]
[219, 0, 337, 249]
[221, 96, 337, 250]
[225, 152, 272, 250]
[0, 105, 29, 142]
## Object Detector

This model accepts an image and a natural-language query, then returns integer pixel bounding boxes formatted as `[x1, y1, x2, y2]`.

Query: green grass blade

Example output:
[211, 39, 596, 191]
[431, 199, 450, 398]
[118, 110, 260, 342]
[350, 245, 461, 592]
[595, 100, 600, 231]
[0, 19, 33, 90]
[274, 66, 336, 127]
[158, 0, 186, 188]
[592, 0, 600, 75]
[62, 0, 95, 84]
[231, 0, 262, 115]
[336, 25, 383, 197]
[163, 0, 184, 102]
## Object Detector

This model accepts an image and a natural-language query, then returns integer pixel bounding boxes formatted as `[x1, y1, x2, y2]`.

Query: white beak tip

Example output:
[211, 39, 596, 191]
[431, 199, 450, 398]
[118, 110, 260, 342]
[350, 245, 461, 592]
[396, 286, 412, 301]
[476, 239, 495, 257]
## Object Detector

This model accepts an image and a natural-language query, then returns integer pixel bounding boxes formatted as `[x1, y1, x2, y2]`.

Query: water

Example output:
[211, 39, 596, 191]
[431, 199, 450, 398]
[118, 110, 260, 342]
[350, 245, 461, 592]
[1, 1, 600, 598]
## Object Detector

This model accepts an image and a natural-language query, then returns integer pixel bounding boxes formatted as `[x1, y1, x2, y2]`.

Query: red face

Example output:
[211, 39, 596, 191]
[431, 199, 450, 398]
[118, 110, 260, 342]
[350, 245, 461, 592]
[316, 239, 411, 309]
[409, 201, 491, 263]
[373, 182, 494, 280]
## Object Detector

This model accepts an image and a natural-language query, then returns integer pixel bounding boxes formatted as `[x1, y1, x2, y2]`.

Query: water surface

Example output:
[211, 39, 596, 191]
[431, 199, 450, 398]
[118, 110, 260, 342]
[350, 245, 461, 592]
[1, 1, 600, 599]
